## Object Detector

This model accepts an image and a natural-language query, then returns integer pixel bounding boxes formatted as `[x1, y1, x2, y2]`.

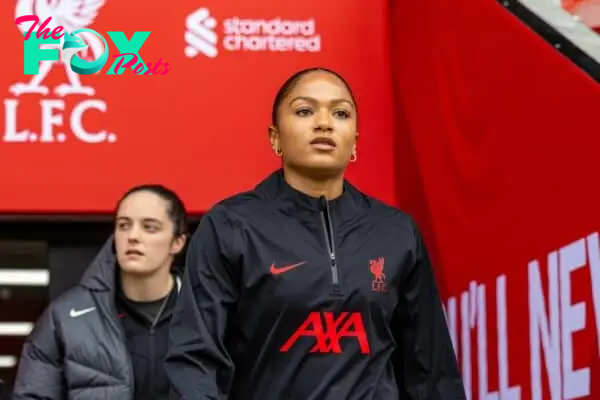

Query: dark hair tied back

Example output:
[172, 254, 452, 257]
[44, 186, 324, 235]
[115, 184, 188, 237]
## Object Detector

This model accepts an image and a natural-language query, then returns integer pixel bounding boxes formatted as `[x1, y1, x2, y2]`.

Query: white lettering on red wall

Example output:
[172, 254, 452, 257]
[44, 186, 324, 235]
[443, 231, 600, 400]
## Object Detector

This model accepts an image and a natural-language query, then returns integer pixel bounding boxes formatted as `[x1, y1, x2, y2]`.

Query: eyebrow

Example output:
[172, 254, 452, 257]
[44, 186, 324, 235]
[289, 96, 355, 109]
[116, 216, 162, 224]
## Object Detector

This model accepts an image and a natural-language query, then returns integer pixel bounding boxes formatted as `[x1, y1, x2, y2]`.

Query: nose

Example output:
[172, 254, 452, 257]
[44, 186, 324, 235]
[314, 109, 333, 133]
[127, 224, 141, 242]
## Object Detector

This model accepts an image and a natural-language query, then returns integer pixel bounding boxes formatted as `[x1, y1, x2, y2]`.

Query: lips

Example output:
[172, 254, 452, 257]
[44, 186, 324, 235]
[310, 137, 336, 148]
[125, 249, 144, 256]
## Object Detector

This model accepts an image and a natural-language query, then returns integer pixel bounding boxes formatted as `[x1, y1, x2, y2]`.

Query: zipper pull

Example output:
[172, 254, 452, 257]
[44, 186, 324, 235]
[319, 195, 328, 211]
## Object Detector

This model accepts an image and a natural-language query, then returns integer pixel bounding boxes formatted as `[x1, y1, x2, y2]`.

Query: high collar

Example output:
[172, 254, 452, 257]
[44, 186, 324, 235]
[80, 235, 118, 292]
[255, 169, 365, 221]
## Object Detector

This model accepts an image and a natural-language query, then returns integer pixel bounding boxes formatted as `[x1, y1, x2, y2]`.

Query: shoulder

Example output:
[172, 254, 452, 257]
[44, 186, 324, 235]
[355, 194, 428, 264]
[201, 189, 267, 227]
[42, 285, 94, 326]
[188, 191, 261, 256]
[25, 285, 92, 346]
[217, 189, 266, 216]
[353, 189, 427, 256]
[358, 191, 418, 234]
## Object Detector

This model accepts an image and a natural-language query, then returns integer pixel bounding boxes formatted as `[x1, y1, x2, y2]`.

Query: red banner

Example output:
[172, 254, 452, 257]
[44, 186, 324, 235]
[391, 0, 600, 398]
[0, 0, 396, 214]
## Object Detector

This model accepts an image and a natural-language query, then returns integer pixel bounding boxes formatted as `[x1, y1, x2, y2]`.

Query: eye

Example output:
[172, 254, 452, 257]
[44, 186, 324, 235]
[143, 223, 159, 233]
[333, 110, 350, 119]
[116, 221, 129, 230]
[295, 108, 313, 117]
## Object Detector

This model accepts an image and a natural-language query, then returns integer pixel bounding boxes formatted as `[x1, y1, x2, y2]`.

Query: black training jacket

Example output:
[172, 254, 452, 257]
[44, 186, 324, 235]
[12, 237, 180, 400]
[165, 169, 465, 400]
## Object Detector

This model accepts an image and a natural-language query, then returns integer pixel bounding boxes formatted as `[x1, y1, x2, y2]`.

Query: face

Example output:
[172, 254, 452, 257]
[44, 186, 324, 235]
[114, 191, 185, 276]
[269, 71, 358, 176]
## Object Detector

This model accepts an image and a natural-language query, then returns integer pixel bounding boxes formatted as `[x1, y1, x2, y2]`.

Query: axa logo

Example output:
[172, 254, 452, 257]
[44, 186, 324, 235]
[3, 0, 115, 145]
[184, 7, 322, 59]
[280, 311, 370, 354]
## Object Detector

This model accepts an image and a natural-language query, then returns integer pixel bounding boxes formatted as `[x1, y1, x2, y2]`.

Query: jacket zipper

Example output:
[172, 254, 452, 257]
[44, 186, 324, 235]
[148, 292, 171, 394]
[123, 333, 135, 400]
[99, 293, 135, 400]
[110, 277, 180, 400]
[319, 196, 342, 295]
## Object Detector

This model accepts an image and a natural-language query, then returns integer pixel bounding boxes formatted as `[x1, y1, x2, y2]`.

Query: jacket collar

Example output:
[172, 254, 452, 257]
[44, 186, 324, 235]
[80, 235, 118, 292]
[255, 169, 366, 221]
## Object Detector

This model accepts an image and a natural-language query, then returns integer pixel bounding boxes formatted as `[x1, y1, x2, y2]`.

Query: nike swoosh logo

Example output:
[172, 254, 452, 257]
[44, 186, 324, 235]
[270, 261, 307, 275]
[69, 307, 96, 318]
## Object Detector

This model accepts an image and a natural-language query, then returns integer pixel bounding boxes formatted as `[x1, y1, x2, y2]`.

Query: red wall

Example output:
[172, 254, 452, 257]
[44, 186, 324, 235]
[391, 0, 600, 398]
[0, 0, 396, 214]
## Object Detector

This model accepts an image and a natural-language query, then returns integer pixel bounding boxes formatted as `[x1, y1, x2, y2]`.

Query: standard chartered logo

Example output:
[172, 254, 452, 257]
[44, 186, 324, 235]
[185, 7, 322, 58]
[185, 8, 218, 58]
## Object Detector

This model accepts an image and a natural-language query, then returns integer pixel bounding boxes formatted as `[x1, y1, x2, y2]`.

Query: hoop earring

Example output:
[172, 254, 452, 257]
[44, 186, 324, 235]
[275, 148, 283, 157]
[350, 152, 357, 163]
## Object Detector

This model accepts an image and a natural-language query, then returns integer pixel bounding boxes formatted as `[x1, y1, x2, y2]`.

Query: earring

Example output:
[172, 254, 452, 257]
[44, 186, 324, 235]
[350, 151, 357, 162]
[275, 148, 283, 156]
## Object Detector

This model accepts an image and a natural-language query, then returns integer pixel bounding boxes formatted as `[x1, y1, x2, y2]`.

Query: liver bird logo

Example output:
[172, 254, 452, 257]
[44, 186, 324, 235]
[369, 257, 385, 282]
[10, 0, 107, 97]
[369, 257, 387, 293]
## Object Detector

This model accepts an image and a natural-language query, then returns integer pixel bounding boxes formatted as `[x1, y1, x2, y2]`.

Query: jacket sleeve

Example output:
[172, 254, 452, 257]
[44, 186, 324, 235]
[165, 206, 240, 400]
[12, 305, 65, 400]
[392, 221, 466, 400]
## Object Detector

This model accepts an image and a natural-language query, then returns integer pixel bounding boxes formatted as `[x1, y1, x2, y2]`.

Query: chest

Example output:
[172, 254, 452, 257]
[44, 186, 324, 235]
[236, 211, 414, 315]
[121, 319, 171, 400]
[59, 297, 132, 394]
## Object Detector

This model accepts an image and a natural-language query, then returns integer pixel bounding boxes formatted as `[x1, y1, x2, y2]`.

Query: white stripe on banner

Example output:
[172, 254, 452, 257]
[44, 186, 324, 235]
[0, 355, 17, 368]
[0, 269, 49, 286]
[0, 322, 33, 336]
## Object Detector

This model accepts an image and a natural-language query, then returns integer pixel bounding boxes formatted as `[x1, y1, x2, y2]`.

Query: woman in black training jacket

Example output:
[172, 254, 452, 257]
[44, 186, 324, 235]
[165, 67, 466, 400]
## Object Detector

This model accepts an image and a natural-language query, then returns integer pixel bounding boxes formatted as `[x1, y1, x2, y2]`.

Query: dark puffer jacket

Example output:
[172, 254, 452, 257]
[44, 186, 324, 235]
[12, 237, 180, 400]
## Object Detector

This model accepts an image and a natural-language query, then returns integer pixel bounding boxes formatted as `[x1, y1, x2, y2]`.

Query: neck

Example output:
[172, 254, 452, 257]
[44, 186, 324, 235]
[120, 268, 174, 302]
[283, 166, 344, 200]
